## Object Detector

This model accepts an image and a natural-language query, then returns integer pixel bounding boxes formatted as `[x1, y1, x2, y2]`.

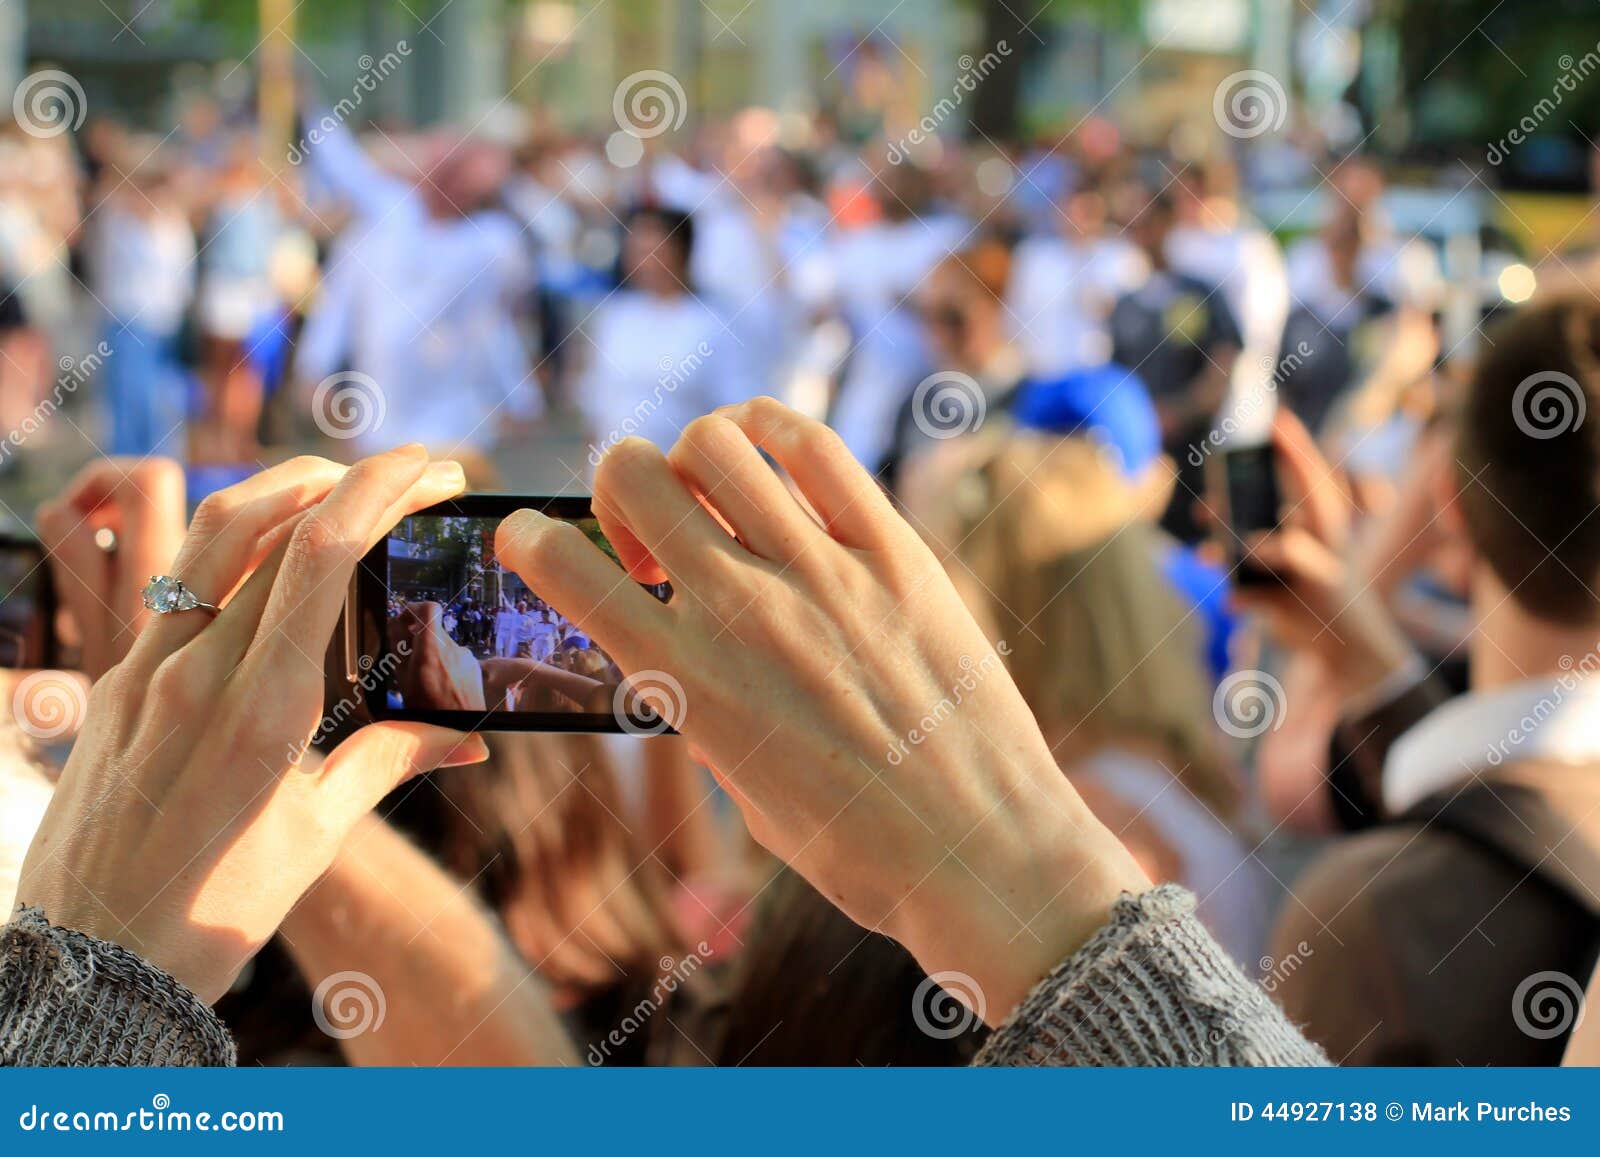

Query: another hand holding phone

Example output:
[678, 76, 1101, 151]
[33, 457, 188, 678]
[1228, 410, 1416, 699]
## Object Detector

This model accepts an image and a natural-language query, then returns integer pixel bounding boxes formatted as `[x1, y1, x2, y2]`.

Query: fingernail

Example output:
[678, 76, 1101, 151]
[428, 459, 465, 484]
[501, 507, 550, 536]
[440, 735, 489, 767]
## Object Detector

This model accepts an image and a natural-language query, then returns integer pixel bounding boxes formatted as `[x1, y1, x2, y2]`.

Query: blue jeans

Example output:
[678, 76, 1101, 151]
[102, 322, 186, 457]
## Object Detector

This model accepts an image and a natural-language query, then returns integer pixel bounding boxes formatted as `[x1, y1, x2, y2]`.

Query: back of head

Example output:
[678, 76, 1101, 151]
[1455, 297, 1600, 626]
[713, 866, 988, 1065]
[951, 434, 1238, 813]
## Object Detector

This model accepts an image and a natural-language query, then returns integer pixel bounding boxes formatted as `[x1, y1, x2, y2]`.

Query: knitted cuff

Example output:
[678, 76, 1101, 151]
[0, 907, 236, 1067]
[975, 885, 1328, 1067]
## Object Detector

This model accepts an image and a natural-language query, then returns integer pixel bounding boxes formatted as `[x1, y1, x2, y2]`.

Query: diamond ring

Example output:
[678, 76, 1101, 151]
[142, 575, 221, 616]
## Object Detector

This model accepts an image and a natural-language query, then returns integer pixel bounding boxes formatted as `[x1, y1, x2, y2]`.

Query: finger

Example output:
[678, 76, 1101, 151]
[716, 396, 903, 550]
[667, 414, 826, 565]
[495, 507, 671, 673]
[1272, 409, 1350, 549]
[43, 459, 186, 668]
[55, 455, 180, 520]
[133, 457, 348, 661]
[592, 437, 743, 580]
[591, 503, 669, 585]
[194, 520, 299, 675]
[250, 446, 463, 663]
[174, 457, 347, 598]
[206, 451, 464, 678]
[1236, 532, 1293, 578]
[314, 722, 488, 827]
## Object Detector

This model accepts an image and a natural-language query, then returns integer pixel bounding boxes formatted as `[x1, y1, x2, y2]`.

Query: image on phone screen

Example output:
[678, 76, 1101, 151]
[357, 497, 671, 732]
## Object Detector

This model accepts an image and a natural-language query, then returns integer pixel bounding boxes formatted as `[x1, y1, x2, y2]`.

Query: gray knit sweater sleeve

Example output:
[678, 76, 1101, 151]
[0, 888, 1319, 1068]
[976, 885, 1328, 1066]
[0, 907, 235, 1066]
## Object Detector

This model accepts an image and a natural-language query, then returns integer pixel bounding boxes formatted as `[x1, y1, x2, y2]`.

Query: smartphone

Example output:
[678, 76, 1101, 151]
[351, 495, 673, 733]
[0, 533, 59, 669]
[1212, 444, 1282, 587]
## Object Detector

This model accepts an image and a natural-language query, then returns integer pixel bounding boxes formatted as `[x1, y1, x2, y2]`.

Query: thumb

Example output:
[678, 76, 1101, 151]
[316, 722, 489, 820]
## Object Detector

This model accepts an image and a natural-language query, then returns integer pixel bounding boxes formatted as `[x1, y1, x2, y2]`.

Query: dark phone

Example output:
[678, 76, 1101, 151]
[1212, 444, 1283, 587]
[350, 494, 673, 734]
[0, 534, 59, 669]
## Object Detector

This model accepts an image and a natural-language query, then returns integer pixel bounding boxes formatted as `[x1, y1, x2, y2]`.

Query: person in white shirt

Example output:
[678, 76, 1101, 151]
[514, 601, 538, 657]
[294, 111, 542, 457]
[576, 206, 751, 463]
[1163, 162, 1288, 424]
[1006, 186, 1146, 378]
[493, 601, 521, 660]
[526, 609, 561, 665]
[84, 157, 196, 457]
[821, 164, 967, 471]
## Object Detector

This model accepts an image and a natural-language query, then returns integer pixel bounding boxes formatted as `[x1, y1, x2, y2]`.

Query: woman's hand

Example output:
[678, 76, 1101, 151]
[16, 446, 487, 1003]
[35, 457, 188, 680]
[495, 397, 1148, 1023]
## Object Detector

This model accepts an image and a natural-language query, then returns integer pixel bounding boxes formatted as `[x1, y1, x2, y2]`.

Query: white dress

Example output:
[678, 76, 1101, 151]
[295, 115, 541, 455]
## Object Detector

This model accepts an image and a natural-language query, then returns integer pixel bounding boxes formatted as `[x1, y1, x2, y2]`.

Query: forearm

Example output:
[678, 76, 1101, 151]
[892, 773, 1153, 1026]
[643, 738, 722, 882]
[278, 817, 577, 1066]
[300, 108, 409, 218]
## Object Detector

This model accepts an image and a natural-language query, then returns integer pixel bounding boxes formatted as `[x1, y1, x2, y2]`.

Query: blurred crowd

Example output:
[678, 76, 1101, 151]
[4, 63, 1600, 1069]
[0, 82, 1509, 487]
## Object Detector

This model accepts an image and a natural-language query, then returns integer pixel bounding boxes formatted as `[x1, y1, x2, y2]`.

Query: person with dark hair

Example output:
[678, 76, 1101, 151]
[712, 867, 989, 1066]
[574, 205, 752, 460]
[1238, 297, 1600, 1064]
[1006, 183, 1145, 379]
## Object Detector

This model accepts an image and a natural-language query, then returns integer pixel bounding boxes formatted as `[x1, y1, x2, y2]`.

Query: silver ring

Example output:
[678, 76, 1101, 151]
[141, 575, 220, 616]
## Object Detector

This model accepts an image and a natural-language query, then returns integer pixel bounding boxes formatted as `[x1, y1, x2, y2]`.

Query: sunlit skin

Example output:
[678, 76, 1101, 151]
[16, 401, 1151, 1029]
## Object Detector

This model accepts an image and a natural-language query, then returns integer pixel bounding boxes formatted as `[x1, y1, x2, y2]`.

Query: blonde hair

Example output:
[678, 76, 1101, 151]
[945, 432, 1239, 814]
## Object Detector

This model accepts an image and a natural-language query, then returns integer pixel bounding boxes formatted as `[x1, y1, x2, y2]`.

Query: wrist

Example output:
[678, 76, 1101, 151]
[278, 815, 381, 948]
[891, 772, 1150, 1025]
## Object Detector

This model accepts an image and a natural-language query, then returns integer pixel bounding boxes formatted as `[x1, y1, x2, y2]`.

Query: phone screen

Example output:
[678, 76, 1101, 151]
[0, 536, 57, 669]
[1217, 445, 1282, 587]
[357, 497, 671, 732]
[1224, 445, 1281, 537]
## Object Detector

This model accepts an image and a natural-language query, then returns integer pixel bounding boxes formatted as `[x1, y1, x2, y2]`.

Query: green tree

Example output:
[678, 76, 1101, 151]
[964, 0, 1143, 140]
